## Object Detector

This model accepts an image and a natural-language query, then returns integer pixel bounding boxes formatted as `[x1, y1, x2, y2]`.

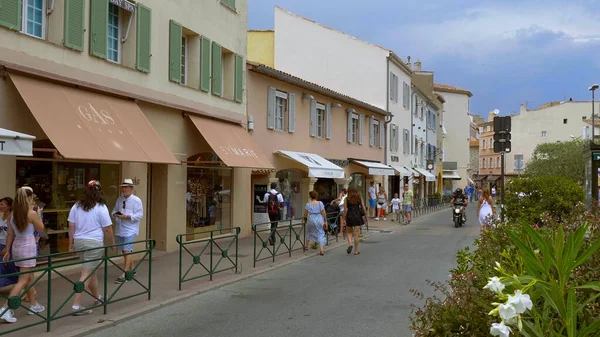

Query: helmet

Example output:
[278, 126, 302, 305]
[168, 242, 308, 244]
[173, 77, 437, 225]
[455, 188, 463, 195]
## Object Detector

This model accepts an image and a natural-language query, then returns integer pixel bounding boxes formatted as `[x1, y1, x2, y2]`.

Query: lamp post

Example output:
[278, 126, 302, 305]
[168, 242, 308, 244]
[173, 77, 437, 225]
[590, 84, 599, 143]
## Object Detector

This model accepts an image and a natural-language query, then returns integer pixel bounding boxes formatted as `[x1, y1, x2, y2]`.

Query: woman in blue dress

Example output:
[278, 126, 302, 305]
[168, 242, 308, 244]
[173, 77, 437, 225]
[304, 191, 327, 256]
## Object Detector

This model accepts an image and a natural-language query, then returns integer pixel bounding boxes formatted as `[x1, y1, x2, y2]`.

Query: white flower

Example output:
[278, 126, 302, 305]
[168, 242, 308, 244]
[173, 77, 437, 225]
[490, 322, 512, 337]
[507, 290, 533, 314]
[484, 276, 505, 293]
[498, 303, 517, 322]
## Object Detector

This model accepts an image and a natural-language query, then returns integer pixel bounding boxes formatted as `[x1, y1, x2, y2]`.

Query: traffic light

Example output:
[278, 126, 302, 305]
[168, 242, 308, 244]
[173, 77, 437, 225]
[493, 116, 511, 153]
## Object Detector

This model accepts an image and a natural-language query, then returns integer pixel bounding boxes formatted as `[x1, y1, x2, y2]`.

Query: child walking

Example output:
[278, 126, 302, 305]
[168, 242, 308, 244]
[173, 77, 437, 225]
[391, 193, 401, 222]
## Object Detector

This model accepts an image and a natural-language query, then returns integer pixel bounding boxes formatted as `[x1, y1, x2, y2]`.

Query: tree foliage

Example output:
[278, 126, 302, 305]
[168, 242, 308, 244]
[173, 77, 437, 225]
[524, 140, 585, 184]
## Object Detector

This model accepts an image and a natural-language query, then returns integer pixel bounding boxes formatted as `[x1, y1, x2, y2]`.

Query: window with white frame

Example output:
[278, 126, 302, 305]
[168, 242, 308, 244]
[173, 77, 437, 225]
[180, 36, 188, 84]
[541, 131, 547, 138]
[22, 0, 45, 39]
[107, 3, 121, 63]
[482, 139, 486, 149]
[390, 72, 399, 103]
[489, 139, 493, 148]
[432, 113, 436, 131]
[482, 158, 486, 168]
[316, 103, 326, 138]
[487, 125, 491, 132]
[390, 124, 396, 151]
[479, 127, 484, 133]
[373, 120, 380, 147]
[489, 158, 493, 168]
[274, 91, 287, 131]
[351, 113, 359, 143]
[403, 82, 409, 109]
[403, 129, 409, 154]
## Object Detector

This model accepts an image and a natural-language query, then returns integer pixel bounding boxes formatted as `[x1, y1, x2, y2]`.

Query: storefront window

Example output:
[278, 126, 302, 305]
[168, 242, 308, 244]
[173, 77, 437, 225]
[349, 173, 366, 203]
[15, 160, 120, 259]
[313, 178, 337, 206]
[275, 170, 302, 220]
[186, 153, 232, 234]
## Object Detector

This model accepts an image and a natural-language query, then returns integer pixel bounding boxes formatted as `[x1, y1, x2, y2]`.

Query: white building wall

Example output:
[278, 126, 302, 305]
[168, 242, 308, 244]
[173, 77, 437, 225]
[274, 7, 389, 109]
[387, 60, 412, 171]
[412, 90, 428, 169]
[507, 101, 600, 174]
[435, 91, 470, 188]
[427, 102, 438, 172]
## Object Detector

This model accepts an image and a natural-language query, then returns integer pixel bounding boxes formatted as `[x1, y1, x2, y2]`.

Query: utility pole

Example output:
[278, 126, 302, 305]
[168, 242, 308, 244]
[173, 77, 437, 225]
[493, 115, 511, 223]
[501, 151, 505, 223]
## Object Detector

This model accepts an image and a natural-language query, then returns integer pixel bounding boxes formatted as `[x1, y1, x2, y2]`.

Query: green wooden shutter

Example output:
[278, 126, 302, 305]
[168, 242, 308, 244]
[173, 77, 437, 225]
[169, 20, 182, 83]
[0, 0, 21, 30]
[211, 42, 222, 96]
[89, 0, 108, 59]
[267, 87, 276, 130]
[200, 36, 211, 92]
[64, 0, 85, 51]
[234, 54, 243, 103]
[288, 93, 296, 133]
[136, 3, 152, 73]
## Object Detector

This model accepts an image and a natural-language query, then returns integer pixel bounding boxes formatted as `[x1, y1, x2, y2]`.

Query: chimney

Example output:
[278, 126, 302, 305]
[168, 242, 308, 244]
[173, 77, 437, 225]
[414, 61, 422, 72]
[519, 103, 527, 114]
[406, 56, 412, 70]
[488, 111, 496, 122]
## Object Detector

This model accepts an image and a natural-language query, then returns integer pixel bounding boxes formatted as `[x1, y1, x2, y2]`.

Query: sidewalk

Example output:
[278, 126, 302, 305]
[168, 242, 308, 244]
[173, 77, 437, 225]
[3, 211, 440, 337]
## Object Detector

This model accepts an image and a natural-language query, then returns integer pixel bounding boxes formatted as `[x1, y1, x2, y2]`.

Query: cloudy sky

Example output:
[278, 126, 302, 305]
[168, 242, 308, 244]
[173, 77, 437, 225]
[248, 0, 600, 117]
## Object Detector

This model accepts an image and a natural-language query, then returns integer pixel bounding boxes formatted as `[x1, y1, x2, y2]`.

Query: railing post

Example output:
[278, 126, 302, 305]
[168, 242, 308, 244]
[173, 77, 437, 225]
[209, 231, 214, 281]
[235, 228, 239, 274]
[148, 241, 152, 300]
[178, 236, 182, 291]
[289, 219, 292, 257]
[272, 221, 276, 263]
[46, 255, 52, 332]
[103, 246, 108, 315]
[253, 225, 257, 268]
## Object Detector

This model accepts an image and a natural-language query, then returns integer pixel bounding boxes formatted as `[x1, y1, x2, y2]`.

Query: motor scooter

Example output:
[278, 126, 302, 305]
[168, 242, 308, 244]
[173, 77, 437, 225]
[452, 203, 465, 228]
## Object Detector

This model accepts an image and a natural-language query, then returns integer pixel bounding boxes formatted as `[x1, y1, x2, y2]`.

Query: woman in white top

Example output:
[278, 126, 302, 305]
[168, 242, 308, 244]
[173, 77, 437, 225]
[0, 197, 18, 290]
[477, 188, 495, 231]
[67, 180, 115, 316]
[1, 188, 45, 323]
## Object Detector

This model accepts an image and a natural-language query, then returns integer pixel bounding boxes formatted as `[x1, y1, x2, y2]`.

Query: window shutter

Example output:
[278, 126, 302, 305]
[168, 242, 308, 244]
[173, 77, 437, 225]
[325, 104, 332, 139]
[211, 42, 223, 96]
[200, 36, 211, 92]
[288, 92, 296, 133]
[358, 114, 364, 145]
[90, 0, 108, 59]
[403, 129, 409, 154]
[64, 0, 85, 51]
[389, 73, 393, 101]
[135, 3, 152, 72]
[0, 0, 21, 30]
[379, 121, 384, 149]
[168, 20, 182, 82]
[347, 111, 352, 143]
[309, 100, 317, 137]
[234, 54, 243, 102]
[267, 87, 276, 130]
[395, 126, 400, 153]
[389, 125, 394, 151]
[369, 116, 375, 147]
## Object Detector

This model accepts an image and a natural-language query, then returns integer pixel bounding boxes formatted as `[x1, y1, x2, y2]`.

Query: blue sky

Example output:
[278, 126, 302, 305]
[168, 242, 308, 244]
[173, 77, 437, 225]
[248, 0, 600, 118]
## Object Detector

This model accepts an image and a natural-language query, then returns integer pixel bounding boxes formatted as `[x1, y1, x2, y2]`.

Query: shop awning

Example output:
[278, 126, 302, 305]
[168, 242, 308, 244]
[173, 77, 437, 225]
[0, 128, 35, 156]
[467, 177, 475, 185]
[276, 150, 345, 178]
[391, 165, 412, 177]
[474, 175, 487, 181]
[350, 160, 395, 176]
[442, 170, 462, 180]
[189, 116, 273, 169]
[486, 175, 500, 181]
[407, 167, 421, 177]
[414, 167, 437, 182]
[9, 73, 178, 164]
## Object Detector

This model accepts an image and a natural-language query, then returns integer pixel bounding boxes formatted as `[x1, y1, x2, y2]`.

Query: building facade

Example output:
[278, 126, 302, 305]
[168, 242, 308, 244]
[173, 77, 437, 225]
[477, 112, 501, 188]
[0, 0, 265, 254]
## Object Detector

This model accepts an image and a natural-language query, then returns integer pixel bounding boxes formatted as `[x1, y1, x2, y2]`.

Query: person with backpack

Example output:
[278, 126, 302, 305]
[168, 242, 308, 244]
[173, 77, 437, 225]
[263, 182, 284, 246]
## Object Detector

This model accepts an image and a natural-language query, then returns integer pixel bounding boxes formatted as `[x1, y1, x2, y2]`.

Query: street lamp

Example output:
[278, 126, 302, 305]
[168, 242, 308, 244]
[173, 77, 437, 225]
[590, 84, 599, 142]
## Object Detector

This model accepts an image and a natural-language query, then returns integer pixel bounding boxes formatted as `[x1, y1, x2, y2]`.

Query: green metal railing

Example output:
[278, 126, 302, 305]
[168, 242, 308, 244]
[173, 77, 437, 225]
[0, 239, 155, 335]
[176, 227, 240, 290]
[252, 218, 306, 267]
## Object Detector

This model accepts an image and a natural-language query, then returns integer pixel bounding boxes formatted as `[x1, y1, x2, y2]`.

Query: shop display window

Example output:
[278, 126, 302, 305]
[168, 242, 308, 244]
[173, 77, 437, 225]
[275, 170, 302, 220]
[15, 160, 120, 260]
[349, 173, 366, 203]
[313, 178, 337, 206]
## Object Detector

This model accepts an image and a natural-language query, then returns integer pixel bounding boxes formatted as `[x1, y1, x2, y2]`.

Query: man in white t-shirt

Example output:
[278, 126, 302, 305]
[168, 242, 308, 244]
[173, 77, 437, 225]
[68, 180, 115, 316]
[112, 179, 144, 284]
[368, 182, 377, 218]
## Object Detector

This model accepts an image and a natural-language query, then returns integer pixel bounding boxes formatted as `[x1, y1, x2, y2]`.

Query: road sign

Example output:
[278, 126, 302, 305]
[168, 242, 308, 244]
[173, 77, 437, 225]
[493, 116, 511, 132]
[494, 133, 512, 141]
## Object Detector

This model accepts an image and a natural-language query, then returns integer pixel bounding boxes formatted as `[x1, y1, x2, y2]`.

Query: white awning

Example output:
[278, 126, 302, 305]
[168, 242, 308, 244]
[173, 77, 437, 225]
[276, 150, 345, 179]
[0, 128, 35, 156]
[407, 167, 421, 177]
[442, 170, 462, 180]
[414, 167, 437, 181]
[391, 165, 412, 177]
[351, 160, 395, 176]
[467, 177, 475, 185]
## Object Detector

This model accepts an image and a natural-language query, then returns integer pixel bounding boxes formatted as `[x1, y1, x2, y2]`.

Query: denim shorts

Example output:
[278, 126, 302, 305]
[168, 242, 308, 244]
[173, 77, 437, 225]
[403, 204, 412, 213]
[115, 235, 136, 252]
[369, 199, 376, 207]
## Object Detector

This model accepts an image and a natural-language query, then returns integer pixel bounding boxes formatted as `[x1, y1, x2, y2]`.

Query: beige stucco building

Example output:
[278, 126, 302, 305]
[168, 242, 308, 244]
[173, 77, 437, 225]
[0, 0, 266, 254]
[246, 62, 391, 222]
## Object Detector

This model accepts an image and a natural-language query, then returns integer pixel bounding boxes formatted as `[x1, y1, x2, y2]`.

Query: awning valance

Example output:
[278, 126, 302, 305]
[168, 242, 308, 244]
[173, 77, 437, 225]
[442, 170, 462, 180]
[0, 128, 35, 156]
[391, 165, 412, 177]
[277, 151, 345, 178]
[189, 116, 274, 169]
[414, 167, 437, 182]
[350, 160, 394, 176]
[9, 73, 178, 164]
[486, 175, 500, 181]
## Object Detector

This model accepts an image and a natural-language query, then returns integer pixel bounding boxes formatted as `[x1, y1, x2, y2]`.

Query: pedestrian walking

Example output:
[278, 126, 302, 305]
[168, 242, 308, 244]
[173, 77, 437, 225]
[331, 188, 347, 236]
[477, 188, 495, 232]
[402, 184, 414, 224]
[0, 187, 45, 323]
[263, 182, 284, 246]
[304, 191, 327, 256]
[112, 179, 143, 284]
[343, 186, 368, 255]
[390, 193, 401, 222]
[0, 197, 18, 290]
[68, 180, 115, 315]
[368, 181, 377, 218]
[376, 185, 388, 221]
[491, 185, 497, 201]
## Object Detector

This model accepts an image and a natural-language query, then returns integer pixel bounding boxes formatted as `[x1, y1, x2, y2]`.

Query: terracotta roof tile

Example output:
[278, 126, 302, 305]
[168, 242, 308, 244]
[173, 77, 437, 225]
[434, 83, 473, 97]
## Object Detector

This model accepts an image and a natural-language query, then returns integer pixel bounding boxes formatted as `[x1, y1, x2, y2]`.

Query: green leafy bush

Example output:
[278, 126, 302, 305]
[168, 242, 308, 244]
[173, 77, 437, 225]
[504, 176, 584, 225]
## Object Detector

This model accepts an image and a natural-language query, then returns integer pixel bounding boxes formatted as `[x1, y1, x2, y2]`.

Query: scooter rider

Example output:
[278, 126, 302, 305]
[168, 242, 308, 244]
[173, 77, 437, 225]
[451, 188, 468, 222]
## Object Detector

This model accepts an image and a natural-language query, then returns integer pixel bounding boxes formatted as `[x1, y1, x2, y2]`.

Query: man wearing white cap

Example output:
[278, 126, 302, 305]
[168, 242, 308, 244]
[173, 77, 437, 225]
[112, 178, 143, 284]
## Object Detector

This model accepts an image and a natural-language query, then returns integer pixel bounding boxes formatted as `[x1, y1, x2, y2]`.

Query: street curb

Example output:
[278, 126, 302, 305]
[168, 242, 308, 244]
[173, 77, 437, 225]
[64, 209, 446, 337]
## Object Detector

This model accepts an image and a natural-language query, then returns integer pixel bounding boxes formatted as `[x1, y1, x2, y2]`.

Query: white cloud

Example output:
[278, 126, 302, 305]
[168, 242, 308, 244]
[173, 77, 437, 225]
[388, 0, 600, 59]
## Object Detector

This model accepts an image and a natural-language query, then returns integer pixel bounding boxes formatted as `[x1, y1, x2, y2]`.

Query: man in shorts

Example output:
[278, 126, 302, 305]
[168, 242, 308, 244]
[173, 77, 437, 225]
[112, 179, 144, 284]
[402, 184, 414, 224]
[368, 181, 377, 218]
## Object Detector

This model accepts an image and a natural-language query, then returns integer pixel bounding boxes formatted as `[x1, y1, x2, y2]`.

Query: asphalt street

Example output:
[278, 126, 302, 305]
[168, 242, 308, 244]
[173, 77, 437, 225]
[88, 206, 479, 337]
